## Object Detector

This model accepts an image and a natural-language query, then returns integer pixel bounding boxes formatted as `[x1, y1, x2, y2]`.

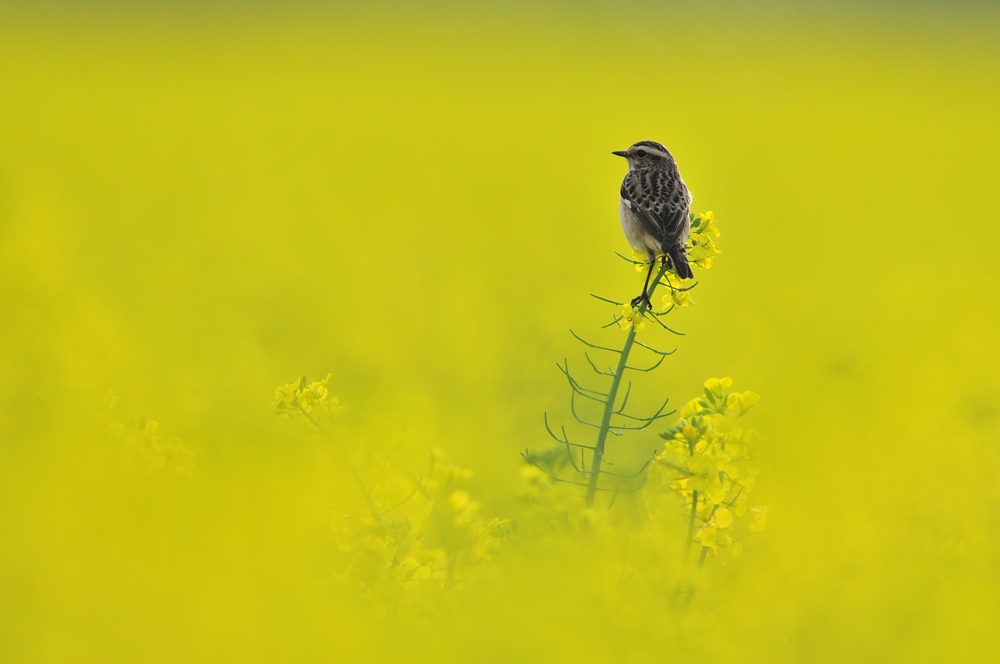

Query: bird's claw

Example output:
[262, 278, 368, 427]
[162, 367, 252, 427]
[630, 293, 651, 309]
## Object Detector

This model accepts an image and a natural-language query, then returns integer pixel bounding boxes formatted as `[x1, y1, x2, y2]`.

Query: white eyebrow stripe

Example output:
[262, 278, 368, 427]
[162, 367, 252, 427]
[634, 147, 668, 159]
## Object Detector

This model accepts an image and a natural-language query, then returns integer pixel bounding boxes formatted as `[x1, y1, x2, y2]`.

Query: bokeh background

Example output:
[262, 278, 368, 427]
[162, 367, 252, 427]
[2, 1, 999, 662]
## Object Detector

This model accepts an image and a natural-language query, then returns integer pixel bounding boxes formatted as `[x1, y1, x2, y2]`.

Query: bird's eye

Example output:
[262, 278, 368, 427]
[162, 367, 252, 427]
[636, 150, 647, 158]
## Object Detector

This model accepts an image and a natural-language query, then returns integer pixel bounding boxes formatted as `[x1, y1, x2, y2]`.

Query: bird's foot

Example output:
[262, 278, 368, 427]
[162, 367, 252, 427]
[630, 293, 651, 309]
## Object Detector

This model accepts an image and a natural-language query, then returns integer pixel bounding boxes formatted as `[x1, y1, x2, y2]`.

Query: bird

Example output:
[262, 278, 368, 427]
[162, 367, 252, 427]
[613, 140, 693, 308]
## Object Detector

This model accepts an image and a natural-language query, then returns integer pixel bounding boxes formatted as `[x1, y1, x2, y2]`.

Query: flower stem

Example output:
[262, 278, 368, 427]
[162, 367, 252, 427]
[684, 491, 700, 566]
[681, 545, 712, 609]
[674, 489, 701, 605]
[299, 408, 384, 527]
[584, 261, 669, 508]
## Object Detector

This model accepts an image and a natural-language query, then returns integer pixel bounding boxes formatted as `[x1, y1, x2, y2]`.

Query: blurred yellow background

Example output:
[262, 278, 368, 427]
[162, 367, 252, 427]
[2, 2, 999, 662]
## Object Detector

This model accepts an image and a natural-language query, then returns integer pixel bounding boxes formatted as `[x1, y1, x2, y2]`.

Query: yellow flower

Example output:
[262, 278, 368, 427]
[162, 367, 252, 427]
[647, 377, 763, 571]
[520, 464, 546, 482]
[688, 232, 721, 269]
[688, 452, 717, 475]
[272, 374, 340, 417]
[448, 490, 481, 526]
[740, 391, 761, 414]
[631, 250, 652, 272]
[100, 389, 120, 409]
[689, 467, 726, 505]
[711, 507, 734, 529]
[679, 397, 708, 420]
[706, 476, 727, 504]
[272, 376, 304, 411]
[704, 377, 733, 401]
[712, 412, 741, 436]
[693, 211, 720, 238]
[430, 448, 475, 481]
[696, 525, 718, 549]
[748, 506, 769, 532]
[661, 287, 693, 310]
[723, 390, 760, 418]
[618, 304, 645, 331]
[298, 374, 335, 413]
[449, 490, 474, 511]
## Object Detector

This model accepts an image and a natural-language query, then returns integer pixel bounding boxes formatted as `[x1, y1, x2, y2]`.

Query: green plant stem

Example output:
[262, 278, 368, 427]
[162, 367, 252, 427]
[299, 408, 385, 527]
[680, 545, 712, 609]
[584, 261, 669, 508]
[696, 546, 710, 569]
[671, 490, 701, 606]
[684, 491, 700, 566]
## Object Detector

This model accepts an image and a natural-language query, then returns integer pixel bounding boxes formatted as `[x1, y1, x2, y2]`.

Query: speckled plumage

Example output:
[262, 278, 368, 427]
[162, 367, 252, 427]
[615, 140, 693, 280]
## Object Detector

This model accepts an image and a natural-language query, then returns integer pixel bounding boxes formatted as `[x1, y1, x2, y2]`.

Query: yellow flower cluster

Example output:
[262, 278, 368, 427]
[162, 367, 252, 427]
[475, 517, 517, 560]
[272, 374, 339, 417]
[332, 513, 445, 614]
[271, 375, 342, 436]
[329, 451, 513, 617]
[646, 377, 766, 563]
[109, 417, 203, 480]
[271, 377, 513, 619]
[519, 463, 588, 527]
[687, 211, 721, 269]
[630, 211, 720, 277]
[622, 212, 722, 329]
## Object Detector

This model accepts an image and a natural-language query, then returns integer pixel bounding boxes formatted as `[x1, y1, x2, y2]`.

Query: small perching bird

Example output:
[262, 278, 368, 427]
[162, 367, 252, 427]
[613, 140, 693, 307]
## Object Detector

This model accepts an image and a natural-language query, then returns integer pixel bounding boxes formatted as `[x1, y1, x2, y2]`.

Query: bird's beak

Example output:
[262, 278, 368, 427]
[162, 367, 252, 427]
[612, 150, 628, 158]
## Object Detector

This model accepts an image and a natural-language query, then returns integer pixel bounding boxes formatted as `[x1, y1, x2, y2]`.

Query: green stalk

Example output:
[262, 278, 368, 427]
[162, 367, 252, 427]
[584, 261, 669, 508]
[673, 489, 701, 605]
[684, 491, 700, 566]
[300, 408, 385, 527]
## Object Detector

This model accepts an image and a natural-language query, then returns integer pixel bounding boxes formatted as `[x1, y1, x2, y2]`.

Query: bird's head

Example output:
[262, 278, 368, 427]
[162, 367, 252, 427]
[612, 141, 673, 171]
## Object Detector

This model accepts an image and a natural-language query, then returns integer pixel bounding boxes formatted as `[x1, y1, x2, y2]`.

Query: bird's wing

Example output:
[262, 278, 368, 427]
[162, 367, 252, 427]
[621, 170, 689, 248]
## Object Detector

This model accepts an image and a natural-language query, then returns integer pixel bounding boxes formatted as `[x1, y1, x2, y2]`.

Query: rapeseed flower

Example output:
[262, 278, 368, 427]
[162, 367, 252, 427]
[619, 304, 645, 331]
[109, 416, 203, 480]
[272, 374, 339, 416]
[646, 378, 767, 566]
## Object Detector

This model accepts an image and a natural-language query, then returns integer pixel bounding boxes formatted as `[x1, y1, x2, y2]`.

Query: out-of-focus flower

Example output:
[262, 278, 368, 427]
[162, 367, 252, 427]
[272, 374, 340, 417]
[712, 507, 734, 529]
[748, 506, 769, 532]
[646, 378, 767, 567]
[109, 416, 203, 480]
[99, 389, 120, 409]
[705, 377, 734, 402]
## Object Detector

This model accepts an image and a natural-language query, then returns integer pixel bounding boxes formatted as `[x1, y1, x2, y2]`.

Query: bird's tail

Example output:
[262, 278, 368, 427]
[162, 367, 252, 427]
[669, 243, 694, 280]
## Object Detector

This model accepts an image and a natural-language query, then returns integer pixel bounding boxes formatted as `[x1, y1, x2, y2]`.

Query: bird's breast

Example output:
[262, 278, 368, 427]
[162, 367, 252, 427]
[619, 197, 661, 255]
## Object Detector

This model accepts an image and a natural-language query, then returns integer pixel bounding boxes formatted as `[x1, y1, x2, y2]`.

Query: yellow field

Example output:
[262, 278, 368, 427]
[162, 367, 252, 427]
[2, 3, 999, 662]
